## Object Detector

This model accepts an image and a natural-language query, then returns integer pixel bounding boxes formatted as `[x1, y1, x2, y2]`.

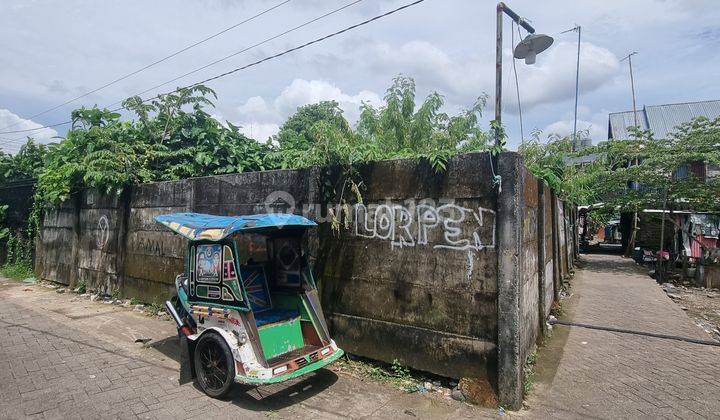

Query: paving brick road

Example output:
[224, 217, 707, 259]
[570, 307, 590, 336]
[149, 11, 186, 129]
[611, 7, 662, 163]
[0, 280, 488, 420]
[2, 253, 719, 419]
[526, 253, 720, 419]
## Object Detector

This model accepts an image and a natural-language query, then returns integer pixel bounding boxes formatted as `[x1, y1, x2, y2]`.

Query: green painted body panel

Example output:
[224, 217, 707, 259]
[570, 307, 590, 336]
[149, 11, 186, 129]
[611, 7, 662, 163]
[270, 293, 311, 320]
[257, 317, 304, 359]
[236, 349, 344, 384]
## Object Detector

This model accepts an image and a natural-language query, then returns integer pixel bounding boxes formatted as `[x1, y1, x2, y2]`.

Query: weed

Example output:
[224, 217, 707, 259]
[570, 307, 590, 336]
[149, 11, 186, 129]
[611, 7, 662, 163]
[148, 302, 164, 316]
[522, 350, 539, 396]
[0, 263, 34, 280]
[550, 300, 564, 317]
[1, 233, 34, 280]
[391, 359, 411, 380]
[76, 280, 87, 294]
[129, 297, 141, 305]
[336, 357, 419, 391]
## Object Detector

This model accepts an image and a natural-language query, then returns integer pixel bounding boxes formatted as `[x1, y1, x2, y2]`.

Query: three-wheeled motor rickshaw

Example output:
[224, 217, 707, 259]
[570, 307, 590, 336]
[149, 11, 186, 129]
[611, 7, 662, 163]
[156, 212, 344, 398]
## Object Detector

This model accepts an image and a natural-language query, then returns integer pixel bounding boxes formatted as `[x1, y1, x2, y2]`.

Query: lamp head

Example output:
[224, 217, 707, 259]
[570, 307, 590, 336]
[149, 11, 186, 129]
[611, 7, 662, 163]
[514, 33, 554, 65]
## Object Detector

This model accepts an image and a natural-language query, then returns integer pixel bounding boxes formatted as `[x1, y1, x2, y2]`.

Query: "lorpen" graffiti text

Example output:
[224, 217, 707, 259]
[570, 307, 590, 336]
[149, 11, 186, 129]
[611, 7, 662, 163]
[354, 202, 495, 252]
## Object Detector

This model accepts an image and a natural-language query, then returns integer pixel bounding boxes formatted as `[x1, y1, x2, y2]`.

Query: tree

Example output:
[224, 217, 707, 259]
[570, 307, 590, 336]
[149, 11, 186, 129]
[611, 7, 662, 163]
[0, 139, 49, 183]
[520, 116, 720, 213]
[34, 86, 275, 206]
[356, 75, 489, 171]
[275, 101, 350, 149]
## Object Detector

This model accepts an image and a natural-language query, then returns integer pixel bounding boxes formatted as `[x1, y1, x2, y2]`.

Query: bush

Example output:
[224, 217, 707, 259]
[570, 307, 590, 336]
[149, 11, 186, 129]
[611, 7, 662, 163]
[2, 233, 34, 280]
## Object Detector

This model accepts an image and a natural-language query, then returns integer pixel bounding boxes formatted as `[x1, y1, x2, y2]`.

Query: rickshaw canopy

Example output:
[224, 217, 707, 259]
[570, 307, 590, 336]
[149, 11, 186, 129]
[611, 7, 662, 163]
[155, 212, 316, 241]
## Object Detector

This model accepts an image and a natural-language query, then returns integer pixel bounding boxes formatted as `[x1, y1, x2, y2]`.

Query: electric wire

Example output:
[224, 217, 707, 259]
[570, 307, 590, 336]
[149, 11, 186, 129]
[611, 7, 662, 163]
[104, 0, 364, 109]
[2, 0, 365, 137]
[0, 0, 424, 145]
[0, 0, 292, 133]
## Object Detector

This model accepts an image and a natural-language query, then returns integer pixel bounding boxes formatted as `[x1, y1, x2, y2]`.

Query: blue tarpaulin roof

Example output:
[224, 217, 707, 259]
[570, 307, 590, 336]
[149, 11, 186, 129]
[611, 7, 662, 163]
[154, 212, 316, 241]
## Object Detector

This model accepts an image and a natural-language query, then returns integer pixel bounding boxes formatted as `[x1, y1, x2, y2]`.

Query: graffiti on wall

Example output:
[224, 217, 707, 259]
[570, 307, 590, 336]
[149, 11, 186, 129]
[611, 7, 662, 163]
[354, 202, 495, 252]
[96, 215, 110, 249]
[134, 237, 164, 256]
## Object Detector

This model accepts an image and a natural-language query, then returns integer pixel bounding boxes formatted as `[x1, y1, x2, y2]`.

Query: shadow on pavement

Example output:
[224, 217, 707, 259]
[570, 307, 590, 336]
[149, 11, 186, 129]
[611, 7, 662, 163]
[580, 243, 624, 255]
[147, 335, 182, 363]
[151, 334, 340, 411]
[226, 369, 339, 412]
[575, 253, 650, 277]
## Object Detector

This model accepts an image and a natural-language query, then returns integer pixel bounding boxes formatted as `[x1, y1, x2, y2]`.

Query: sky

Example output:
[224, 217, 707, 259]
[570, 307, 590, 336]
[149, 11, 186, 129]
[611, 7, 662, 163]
[1, 0, 720, 154]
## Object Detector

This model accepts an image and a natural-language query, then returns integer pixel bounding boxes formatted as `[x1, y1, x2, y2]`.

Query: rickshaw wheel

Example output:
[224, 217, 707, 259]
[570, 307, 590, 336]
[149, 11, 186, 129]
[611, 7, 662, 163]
[194, 332, 235, 398]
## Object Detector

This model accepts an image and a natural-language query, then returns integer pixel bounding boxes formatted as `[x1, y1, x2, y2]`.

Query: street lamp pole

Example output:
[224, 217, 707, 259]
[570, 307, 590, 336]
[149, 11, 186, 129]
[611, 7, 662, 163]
[495, 2, 553, 147]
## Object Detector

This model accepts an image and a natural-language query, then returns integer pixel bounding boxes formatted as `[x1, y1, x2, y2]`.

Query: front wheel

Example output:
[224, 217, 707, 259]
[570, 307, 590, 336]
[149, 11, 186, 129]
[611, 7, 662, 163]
[194, 332, 235, 398]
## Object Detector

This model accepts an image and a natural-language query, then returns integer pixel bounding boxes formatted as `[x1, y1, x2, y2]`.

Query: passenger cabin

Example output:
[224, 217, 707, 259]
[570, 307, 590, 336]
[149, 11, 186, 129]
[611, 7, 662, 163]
[156, 213, 331, 364]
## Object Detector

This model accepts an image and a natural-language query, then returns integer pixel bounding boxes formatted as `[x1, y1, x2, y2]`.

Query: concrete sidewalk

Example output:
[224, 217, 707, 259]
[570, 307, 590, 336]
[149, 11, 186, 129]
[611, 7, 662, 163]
[0, 278, 492, 420]
[525, 253, 720, 419]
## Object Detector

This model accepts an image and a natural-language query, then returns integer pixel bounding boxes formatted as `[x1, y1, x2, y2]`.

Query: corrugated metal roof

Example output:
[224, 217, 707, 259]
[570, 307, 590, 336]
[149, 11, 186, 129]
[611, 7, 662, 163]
[608, 110, 649, 139]
[608, 100, 720, 139]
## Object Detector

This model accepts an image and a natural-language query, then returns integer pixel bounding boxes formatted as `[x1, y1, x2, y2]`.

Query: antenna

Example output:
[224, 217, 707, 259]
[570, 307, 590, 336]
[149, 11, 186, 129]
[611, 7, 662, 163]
[561, 25, 581, 150]
[621, 51, 639, 128]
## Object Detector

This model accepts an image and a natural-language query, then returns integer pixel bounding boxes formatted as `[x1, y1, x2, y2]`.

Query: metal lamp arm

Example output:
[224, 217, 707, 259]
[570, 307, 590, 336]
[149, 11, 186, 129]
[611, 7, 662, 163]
[497, 2, 535, 34]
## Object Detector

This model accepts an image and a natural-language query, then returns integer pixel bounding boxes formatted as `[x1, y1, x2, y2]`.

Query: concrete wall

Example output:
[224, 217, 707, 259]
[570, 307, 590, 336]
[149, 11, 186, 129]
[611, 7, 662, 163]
[35, 198, 78, 284]
[518, 166, 540, 372]
[496, 155, 555, 408]
[318, 154, 499, 380]
[556, 197, 569, 280]
[29, 151, 574, 409]
[123, 178, 193, 300]
[76, 191, 126, 293]
[540, 185, 555, 319]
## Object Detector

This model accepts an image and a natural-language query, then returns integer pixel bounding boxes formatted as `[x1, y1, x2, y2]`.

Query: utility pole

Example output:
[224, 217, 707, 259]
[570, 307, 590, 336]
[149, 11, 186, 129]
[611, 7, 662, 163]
[621, 51, 639, 128]
[561, 25, 581, 150]
[620, 51, 640, 258]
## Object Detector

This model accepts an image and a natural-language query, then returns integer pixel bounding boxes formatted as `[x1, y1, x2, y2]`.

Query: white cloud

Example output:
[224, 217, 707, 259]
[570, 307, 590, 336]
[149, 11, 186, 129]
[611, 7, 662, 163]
[364, 40, 485, 102]
[211, 111, 279, 143]
[542, 119, 606, 143]
[273, 79, 382, 123]
[236, 97, 278, 125]
[234, 79, 382, 141]
[237, 123, 281, 144]
[0, 108, 58, 153]
[361, 39, 619, 113]
[509, 41, 620, 110]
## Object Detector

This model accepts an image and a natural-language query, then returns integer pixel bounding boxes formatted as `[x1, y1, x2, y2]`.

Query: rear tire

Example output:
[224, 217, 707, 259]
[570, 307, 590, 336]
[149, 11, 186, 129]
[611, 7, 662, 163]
[194, 332, 235, 398]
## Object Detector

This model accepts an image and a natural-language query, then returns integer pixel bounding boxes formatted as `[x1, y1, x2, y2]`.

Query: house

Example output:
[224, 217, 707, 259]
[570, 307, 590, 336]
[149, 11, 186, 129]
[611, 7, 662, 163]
[608, 99, 720, 180]
[607, 100, 720, 286]
[608, 99, 720, 140]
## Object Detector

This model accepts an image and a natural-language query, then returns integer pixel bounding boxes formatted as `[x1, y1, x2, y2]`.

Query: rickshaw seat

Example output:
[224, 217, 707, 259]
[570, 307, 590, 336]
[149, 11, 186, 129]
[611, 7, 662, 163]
[254, 308, 300, 327]
[239, 264, 301, 328]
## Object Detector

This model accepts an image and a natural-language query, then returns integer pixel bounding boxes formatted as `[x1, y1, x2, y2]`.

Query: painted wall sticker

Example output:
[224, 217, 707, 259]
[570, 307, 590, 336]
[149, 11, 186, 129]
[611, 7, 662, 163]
[196, 244, 222, 284]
